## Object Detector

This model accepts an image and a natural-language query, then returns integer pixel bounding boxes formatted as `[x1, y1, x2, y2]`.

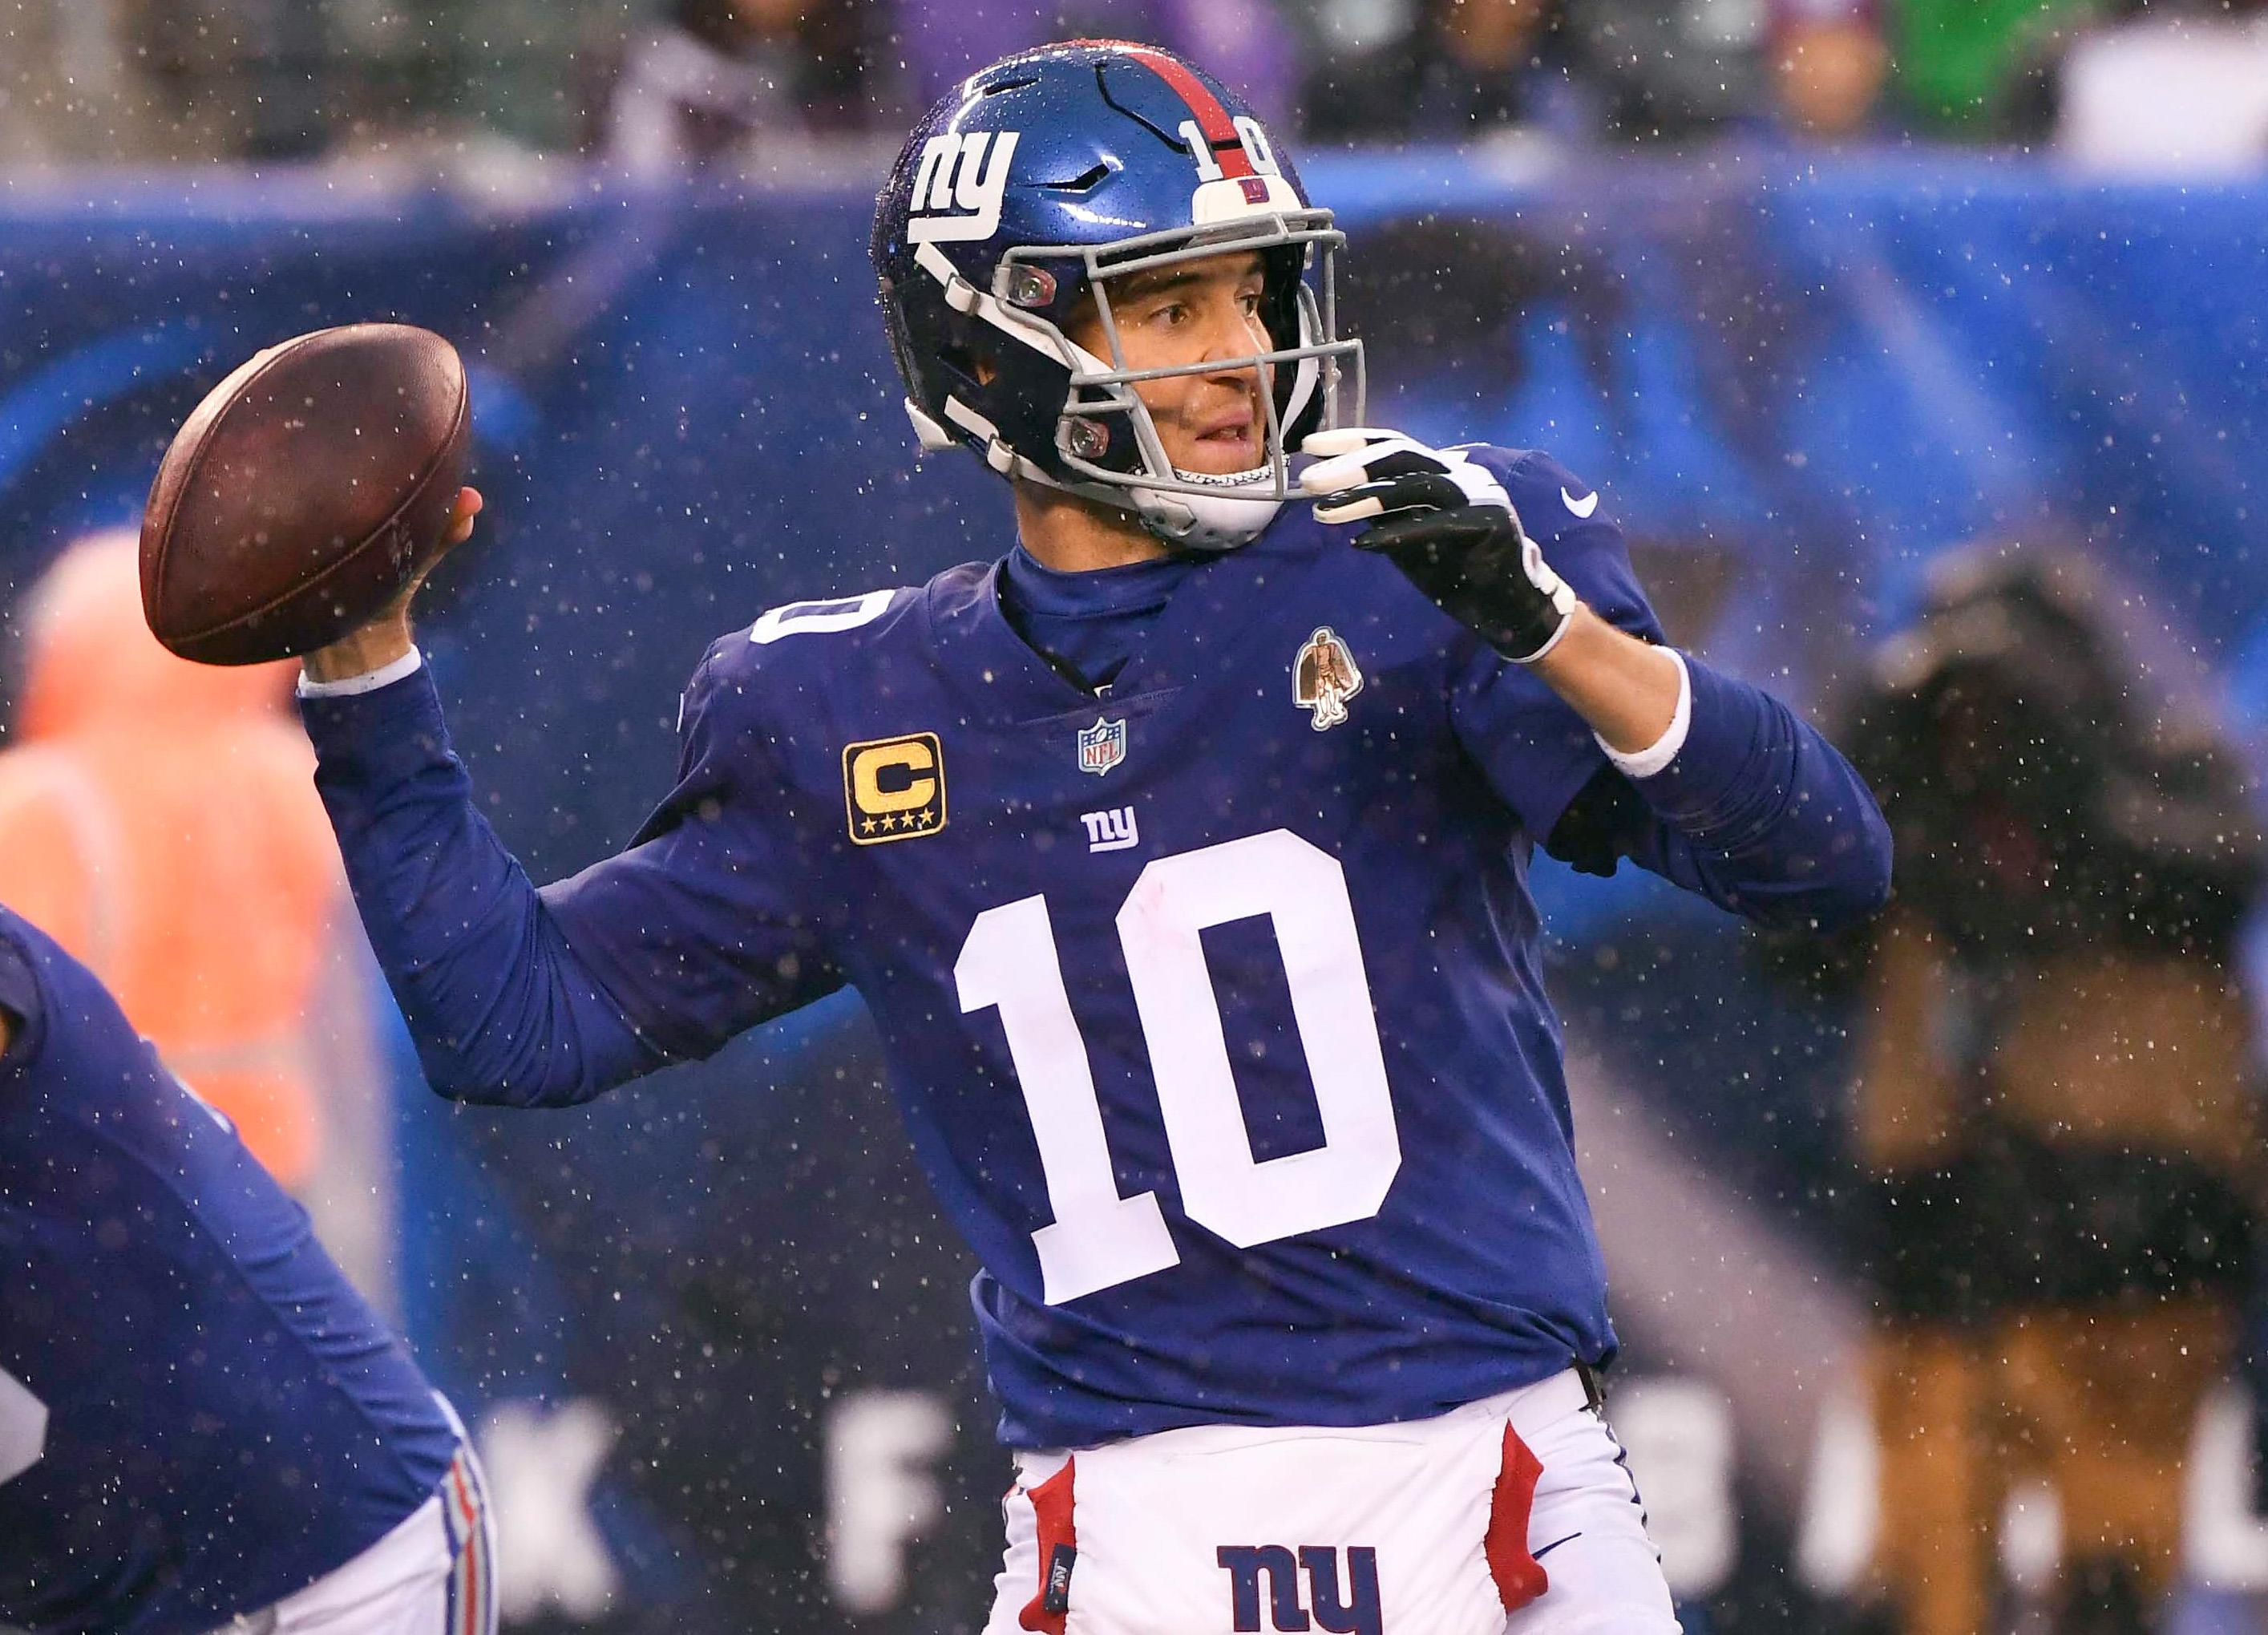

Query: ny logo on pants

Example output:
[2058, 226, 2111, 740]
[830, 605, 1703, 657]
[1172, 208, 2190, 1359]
[1216, 1544, 1381, 1635]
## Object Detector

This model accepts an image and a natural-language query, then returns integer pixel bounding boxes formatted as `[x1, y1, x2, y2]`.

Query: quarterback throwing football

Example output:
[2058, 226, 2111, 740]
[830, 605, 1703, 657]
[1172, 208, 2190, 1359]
[299, 42, 1890, 1634]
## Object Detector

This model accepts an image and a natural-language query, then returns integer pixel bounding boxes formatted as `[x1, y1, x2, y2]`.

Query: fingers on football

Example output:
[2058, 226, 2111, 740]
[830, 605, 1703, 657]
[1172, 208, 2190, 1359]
[1312, 471, 1470, 526]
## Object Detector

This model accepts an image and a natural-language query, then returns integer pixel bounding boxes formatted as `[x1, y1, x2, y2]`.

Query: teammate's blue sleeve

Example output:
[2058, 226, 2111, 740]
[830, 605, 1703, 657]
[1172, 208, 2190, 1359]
[1448, 449, 1890, 931]
[301, 650, 842, 1107]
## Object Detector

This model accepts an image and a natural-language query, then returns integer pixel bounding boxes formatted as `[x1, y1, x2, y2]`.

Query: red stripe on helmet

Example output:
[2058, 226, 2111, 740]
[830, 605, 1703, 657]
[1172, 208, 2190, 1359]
[1107, 42, 1256, 179]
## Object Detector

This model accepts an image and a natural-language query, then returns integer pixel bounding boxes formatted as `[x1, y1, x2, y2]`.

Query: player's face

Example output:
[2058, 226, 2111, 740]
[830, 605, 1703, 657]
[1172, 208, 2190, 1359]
[1075, 252, 1271, 476]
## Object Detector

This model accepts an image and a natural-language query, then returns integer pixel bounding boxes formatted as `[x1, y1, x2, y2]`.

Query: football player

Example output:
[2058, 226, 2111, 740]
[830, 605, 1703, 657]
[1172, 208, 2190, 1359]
[0, 904, 495, 1635]
[295, 42, 1890, 1633]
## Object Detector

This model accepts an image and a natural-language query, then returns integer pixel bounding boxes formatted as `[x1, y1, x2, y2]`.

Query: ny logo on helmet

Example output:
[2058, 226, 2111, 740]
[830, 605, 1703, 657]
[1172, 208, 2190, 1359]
[908, 131, 1021, 245]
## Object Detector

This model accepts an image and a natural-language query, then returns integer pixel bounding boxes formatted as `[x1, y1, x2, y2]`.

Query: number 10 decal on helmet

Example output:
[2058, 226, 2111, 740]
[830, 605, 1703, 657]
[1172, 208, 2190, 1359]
[871, 40, 1364, 551]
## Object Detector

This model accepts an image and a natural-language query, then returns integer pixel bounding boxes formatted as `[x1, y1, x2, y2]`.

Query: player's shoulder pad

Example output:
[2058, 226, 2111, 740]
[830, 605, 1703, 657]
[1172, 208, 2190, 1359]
[1453, 446, 1611, 544]
[1455, 444, 1661, 643]
[677, 583, 924, 739]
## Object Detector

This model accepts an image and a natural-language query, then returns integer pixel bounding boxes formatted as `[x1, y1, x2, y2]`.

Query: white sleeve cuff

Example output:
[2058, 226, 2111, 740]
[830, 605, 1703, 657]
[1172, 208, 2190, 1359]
[1596, 647, 1691, 779]
[297, 646, 424, 699]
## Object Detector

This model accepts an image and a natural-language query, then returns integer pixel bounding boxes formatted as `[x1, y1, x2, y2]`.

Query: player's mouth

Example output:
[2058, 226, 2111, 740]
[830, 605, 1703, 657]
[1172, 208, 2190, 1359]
[1188, 407, 1260, 465]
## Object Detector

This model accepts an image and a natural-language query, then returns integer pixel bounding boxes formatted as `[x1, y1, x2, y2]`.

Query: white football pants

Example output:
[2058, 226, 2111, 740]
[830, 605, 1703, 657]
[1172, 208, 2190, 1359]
[983, 1369, 1681, 1635]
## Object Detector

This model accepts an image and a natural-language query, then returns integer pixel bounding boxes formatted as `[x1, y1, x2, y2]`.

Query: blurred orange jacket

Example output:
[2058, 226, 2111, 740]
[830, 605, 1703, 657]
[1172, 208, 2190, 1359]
[0, 531, 341, 1186]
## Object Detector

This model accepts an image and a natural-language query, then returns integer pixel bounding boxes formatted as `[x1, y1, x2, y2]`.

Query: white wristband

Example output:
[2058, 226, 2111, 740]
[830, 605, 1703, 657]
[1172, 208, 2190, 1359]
[297, 646, 425, 699]
[1597, 647, 1691, 779]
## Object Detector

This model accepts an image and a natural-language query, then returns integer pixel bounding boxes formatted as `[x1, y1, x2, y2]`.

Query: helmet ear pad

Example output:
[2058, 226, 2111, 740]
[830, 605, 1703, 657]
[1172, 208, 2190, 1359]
[895, 261, 1082, 480]
[1033, 273, 1153, 480]
[951, 269, 1161, 485]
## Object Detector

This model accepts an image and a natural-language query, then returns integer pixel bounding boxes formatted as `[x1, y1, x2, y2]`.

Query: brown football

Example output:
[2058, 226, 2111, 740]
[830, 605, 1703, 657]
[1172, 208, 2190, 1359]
[140, 323, 470, 666]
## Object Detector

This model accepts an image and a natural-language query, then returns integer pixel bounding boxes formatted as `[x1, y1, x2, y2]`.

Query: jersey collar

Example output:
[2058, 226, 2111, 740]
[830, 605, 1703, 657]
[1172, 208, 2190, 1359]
[922, 517, 1312, 726]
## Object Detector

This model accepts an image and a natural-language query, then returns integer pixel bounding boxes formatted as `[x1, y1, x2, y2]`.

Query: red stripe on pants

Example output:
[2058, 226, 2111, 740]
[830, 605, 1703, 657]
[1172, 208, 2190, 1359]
[1486, 1423, 1550, 1610]
[452, 1465, 483, 1635]
[1017, 1459, 1077, 1634]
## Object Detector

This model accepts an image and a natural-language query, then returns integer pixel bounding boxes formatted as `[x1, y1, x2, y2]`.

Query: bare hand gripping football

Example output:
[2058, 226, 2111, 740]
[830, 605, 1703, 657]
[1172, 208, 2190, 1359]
[140, 322, 480, 666]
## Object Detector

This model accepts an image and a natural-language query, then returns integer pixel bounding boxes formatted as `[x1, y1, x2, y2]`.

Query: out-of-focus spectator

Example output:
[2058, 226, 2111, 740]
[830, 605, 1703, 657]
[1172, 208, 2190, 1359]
[0, 533, 343, 1192]
[1841, 547, 2261, 1634]
[885, 0, 1300, 129]
[0, 0, 326, 164]
[1772, 0, 1891, 139]
[1301, 0, 1575, 143]
[1567, 0, 1773, 143]
[602, 0, 872, 175]
[2056, 0, 2268, 173]
[0, 0, 152, 165]
[1890, 0, 2105, 138]
[134, 0, 331, 158]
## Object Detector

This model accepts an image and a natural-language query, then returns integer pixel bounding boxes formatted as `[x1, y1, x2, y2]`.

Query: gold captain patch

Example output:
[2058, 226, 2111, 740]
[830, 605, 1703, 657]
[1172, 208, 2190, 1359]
[843, 732, 947, 844]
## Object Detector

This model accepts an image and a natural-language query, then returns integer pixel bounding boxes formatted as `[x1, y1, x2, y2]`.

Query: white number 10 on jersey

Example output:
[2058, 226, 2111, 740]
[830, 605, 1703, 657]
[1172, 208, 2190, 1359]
[955, 829, 1401, 1304]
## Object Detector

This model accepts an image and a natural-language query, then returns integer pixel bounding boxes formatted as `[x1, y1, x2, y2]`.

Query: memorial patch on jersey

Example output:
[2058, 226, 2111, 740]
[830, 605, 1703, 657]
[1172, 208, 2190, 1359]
[843, 732, 947, 844]
[1292, 626, 1363, 731]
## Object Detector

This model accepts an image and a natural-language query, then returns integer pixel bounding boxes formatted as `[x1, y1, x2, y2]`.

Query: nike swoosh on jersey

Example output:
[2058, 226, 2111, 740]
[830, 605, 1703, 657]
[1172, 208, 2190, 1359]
[1561, 487, 1600, 519]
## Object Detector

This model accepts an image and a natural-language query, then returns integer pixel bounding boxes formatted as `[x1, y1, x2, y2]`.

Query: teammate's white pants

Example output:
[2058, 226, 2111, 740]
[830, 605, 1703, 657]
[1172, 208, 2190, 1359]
[983, 1370, 1680, 1635]
[209, 1441, 496, 1635]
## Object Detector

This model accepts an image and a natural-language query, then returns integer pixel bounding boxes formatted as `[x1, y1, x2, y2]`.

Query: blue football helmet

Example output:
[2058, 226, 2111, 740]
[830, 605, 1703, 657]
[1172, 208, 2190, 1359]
[871, 40, 1364, 549]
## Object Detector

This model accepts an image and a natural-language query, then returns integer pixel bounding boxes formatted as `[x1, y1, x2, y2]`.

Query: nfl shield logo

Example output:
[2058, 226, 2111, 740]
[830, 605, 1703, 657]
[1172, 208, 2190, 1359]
[1077, 715, 1126, 775]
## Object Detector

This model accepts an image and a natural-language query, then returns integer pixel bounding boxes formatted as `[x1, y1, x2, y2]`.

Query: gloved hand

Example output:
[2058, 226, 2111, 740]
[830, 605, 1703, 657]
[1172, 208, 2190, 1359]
[1302, 429, 1578, 663]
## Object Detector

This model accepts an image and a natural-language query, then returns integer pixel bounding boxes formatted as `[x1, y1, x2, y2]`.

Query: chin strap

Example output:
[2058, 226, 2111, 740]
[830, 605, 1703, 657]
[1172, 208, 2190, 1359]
[1137, 467, 1283, 550]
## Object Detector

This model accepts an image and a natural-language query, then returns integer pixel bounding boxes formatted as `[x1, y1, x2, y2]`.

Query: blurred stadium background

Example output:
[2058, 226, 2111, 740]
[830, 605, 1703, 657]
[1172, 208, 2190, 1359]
[5, 1, 2268, 1630]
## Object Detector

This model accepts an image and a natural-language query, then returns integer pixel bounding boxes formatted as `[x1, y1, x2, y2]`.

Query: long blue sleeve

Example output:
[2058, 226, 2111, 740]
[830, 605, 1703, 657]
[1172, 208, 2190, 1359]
[301, 667, 671, 1106]
[1610, 655, 1892, 932]
[1439, 447, 1890, 933]
[302, 655, 847, 1107]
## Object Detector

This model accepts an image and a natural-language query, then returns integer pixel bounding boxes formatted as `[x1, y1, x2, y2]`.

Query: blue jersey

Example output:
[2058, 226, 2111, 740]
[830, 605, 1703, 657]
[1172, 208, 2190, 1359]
[302, 448, 1889, 1451]
[0, 908, 459, 1635]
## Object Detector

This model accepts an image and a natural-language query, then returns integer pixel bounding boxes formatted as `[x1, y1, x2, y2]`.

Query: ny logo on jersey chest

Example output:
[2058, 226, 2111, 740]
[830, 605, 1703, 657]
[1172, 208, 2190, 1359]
[1080, 806, 1139, 853]
[1218, 1544, 1382, 1635]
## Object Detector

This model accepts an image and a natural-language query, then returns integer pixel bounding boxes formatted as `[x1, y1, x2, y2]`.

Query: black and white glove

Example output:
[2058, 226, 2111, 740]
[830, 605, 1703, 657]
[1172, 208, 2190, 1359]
[1301, 429, 1578, 664]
